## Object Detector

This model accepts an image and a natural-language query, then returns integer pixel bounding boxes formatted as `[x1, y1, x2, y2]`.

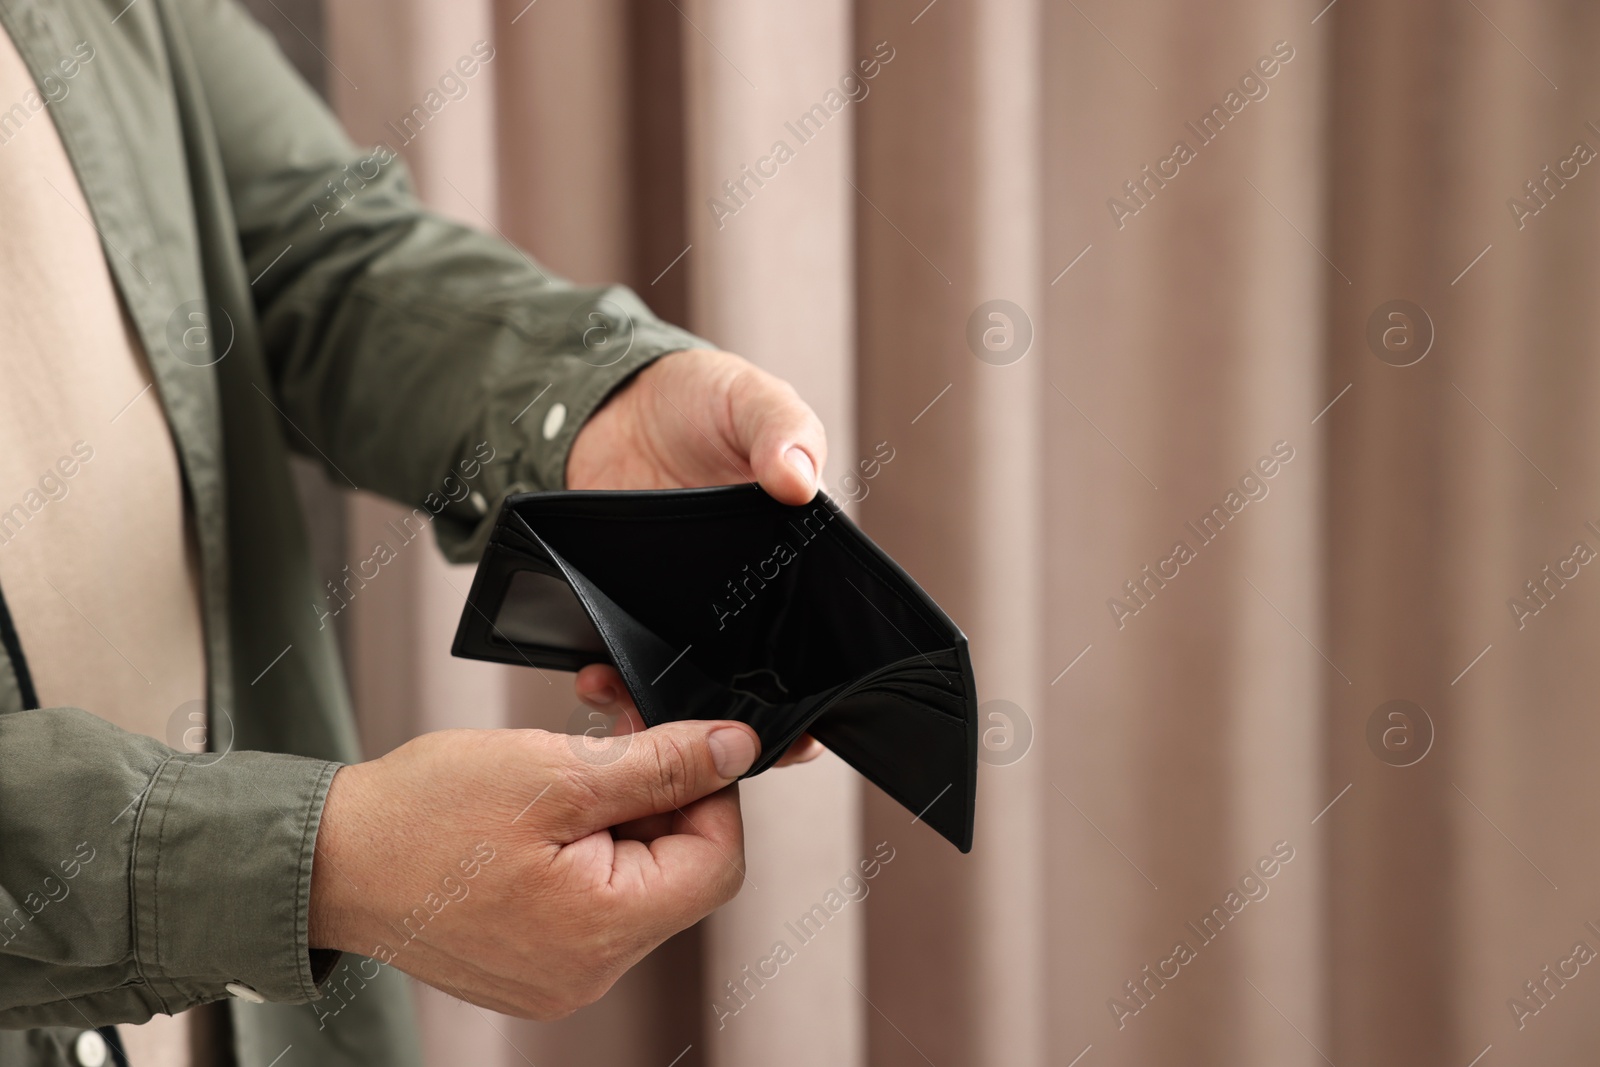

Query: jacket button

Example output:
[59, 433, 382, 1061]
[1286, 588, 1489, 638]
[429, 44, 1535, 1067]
[542, 403, 567, 441]
[73, 1030, 108, 1067]
[225, 982, 266, 1003]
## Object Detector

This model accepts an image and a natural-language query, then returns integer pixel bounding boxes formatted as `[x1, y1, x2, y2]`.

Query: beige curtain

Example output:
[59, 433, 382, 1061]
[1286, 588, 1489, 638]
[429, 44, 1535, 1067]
[307, 0, 1600, 1063]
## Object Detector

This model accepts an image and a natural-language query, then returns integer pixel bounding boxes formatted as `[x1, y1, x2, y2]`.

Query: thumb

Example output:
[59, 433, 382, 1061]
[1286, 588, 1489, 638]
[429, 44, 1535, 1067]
[553, 720, 760, 834]
[729, 367, 828, 506]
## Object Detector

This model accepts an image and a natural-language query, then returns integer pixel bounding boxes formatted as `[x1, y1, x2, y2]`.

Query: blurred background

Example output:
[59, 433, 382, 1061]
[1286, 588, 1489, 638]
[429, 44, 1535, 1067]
[243, 0, 1600, 1063]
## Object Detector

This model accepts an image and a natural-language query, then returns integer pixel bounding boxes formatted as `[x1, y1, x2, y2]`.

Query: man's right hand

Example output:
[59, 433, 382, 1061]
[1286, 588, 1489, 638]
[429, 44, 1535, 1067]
[306, 719, 759, 1019]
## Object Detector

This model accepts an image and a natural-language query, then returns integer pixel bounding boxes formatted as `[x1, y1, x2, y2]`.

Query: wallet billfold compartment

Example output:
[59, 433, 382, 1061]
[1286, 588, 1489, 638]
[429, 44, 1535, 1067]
[451, 484, 977, 851]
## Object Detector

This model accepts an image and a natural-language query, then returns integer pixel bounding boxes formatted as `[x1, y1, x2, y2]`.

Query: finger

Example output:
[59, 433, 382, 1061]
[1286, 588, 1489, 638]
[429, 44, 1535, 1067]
[612, 772, 736, 842]
[595, 715, 807, 780]
[575, 665, 647, 739]
[773, 734, 824, 767]
[574, 662, 622, 705]
[552, 720, 760, 835]
[610, 785, 747, 927]
[575, 664, 634, 712]
[665, 782, 741, 840]
[612, 812, 676, 841]
[728, 365, 828, 506]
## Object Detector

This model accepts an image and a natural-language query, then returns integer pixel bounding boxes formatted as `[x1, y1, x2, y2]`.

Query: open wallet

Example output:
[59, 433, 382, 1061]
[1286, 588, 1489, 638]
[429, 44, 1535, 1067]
[451, 483, 978, 851]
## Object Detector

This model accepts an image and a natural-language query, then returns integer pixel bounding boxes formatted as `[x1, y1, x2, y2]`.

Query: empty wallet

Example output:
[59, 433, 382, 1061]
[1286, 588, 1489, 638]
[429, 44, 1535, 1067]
[451, 484, 978, 852]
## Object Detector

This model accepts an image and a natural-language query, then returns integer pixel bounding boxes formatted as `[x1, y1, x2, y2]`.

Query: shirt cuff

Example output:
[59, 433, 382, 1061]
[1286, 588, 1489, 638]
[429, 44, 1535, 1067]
[434, 287, 715, 564]
[130, 751, 339, 1009]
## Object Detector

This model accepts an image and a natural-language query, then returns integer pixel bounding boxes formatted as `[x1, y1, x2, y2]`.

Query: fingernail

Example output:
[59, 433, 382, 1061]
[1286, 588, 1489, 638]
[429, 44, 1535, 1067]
[709, 727, 758, 778]
[582, 687, 617, 706]
[784, 446, 815, 487]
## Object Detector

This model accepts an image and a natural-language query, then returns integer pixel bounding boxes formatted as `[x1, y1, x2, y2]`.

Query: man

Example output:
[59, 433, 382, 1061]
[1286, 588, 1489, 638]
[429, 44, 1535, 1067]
[0, 1, 827, 1064]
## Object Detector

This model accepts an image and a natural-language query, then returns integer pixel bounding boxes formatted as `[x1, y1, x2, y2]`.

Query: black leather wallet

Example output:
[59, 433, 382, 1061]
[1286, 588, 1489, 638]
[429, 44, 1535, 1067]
[451, 484, 977, 851]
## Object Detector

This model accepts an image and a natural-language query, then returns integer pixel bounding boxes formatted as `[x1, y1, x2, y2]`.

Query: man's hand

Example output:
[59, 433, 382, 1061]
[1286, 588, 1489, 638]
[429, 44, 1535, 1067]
[567, 347, 827, 765]
[567, 348, 828, 506]
[573, 662, 822, 767]
[307, 721, 759, 1019]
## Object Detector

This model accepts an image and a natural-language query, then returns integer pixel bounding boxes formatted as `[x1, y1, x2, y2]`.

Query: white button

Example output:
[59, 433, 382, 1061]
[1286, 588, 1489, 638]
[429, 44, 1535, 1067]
[542, 402, 567, 441]
[469, 490, 488, 515]
[74, 1030, 108, 1067]
[225, 982, 266, 1003]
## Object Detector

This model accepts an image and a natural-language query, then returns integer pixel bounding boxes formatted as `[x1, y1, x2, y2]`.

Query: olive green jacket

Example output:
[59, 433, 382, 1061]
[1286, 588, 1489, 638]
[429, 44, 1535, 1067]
[0, 1, 706, 1064]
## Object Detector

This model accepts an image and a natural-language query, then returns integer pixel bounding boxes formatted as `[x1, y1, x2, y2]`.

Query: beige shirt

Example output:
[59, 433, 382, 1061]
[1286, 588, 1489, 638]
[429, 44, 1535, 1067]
[0, 26, 208, 1066]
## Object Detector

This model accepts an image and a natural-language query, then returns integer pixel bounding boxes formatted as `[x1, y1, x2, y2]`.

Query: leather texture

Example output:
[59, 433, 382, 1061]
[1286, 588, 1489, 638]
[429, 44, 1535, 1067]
[452, 484, 978, 851]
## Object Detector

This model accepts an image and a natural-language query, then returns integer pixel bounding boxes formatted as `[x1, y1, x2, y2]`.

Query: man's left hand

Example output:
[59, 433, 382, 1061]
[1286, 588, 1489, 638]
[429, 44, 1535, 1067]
[567, 348, 827, 505]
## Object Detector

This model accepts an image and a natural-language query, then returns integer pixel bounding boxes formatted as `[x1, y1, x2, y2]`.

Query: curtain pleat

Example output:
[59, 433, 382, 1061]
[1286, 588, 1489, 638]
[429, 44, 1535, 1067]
[852, 0, 1049, 1064]
[1039, 2, 1327, 1065]
[1328, 3, 1600, 1064]
[677, 4, 866, 1065]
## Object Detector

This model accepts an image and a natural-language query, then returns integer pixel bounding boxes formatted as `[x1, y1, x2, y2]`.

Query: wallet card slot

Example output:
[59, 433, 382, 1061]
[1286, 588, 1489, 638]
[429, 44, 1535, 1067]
[836, 653, 969, 721]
